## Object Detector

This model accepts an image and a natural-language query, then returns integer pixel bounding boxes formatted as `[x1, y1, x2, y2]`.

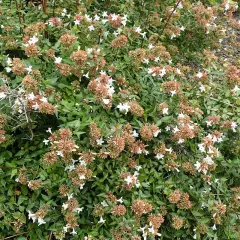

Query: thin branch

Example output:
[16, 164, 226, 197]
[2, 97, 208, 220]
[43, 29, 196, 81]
[42, 0, 47, 14]
[4, 232, 28, 240]
[159, 0, 182, 37]
[49, 231, 53, 240]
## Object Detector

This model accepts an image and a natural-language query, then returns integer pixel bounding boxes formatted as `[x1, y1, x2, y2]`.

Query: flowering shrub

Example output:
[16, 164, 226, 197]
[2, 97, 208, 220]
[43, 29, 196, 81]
[0, 0, 240, 239]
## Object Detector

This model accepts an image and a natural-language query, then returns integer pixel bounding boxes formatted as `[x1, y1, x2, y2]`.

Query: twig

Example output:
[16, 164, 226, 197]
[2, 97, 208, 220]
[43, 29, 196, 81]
[4, 232, 28, 239]
[42, 0, 47, 14]
[159, 0, 182, 37]
[53, 0, 56, 16]
[15, 0, 23, 34]
[49, 231, 53, 240]
[106, 0, 110, 10]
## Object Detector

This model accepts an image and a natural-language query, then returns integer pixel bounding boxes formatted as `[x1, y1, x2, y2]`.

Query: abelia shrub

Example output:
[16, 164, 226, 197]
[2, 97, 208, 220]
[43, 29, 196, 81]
[0, 0, 239, 239]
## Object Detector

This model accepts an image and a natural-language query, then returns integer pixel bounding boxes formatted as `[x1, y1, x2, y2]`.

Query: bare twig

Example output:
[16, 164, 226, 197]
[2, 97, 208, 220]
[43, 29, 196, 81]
[4, 232, 28, 240]
[49, 231, 53, 240]
[42, 0, 47, 14]
[159, 0, 182, 37]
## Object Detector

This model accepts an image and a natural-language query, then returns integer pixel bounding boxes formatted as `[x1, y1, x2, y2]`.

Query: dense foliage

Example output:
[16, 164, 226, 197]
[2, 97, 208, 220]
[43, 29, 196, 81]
[0, 0, 240, 239]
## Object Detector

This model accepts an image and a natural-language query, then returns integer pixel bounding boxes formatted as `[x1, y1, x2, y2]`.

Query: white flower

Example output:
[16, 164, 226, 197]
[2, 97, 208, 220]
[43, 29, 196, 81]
[148, 226, 155, 234]
[71, 228, 77, 235]
[28, 211, 37, 222]
[40, 97, 48, 103]
[102, 11, 108, 18]
[196, 72, 203, 78]
[28, 92, 35, 101]
[144, 150, 149, 155]
[203, 156, 214, 165]
[74, 19, 80, 25]
[178, 138, 184, 144]
[194, 161, 201, 171]
[176, 68, 181, 74]
[111, 13, 118, 20]
[26, 65, 32, 74]
[166, 147, 173, 153]
[116, 102, 130, 114]
[54, 57, 62, 64]
[121, 20, 127, 26]
[124, 176, 133, 185]
[62, 203, 68, 210]
[148, 44, 154, 49]
[180, 26, 185, 31]
[154, 57, 160, 62]
[170, 90, 176, 96]
[6, 58, 12, 66]
[225, 3, 229, 10]
[231, 122, 237, 131]
[5, 67, 12, 73]
[206, 120, 212, 126]
[32, 103, 39, 110]
[102, 19, 108, 24]
[178, 2, 183, 8]
[67, 193, 74, 200]
[94, 14, 100, 21]
[83, 72, 89, 79]
[143, 58, 149, 64]
[155, 153, 164, 160]
[117, 197, 123, 204]
[96, 138, 104, 146]
[63, 224, 70, 233]
[232, 85, 240, 93]
[198, 143, 205, 153]
[103, 98, 110, 105]
[136, 165, 142, 171]
[135, 26, 142, 33]
[106, 85, 114, 96]
[43, 139, 49, 145]
[28, 35, 39, 45]
[56, 151, 63, 157]
[140, 32, 147, 38]
[98, 217, 106, 224]
[88, 25, 95, 31]
[165, 126, 171, 131]
[138, 226, 146, 233]
[132, 130, 139, 138]
[160, 68, 166, 77]
[162, 108, 168, 115]
[0, 92, 6, 99]
[101, 201, 109, 207]
[211, 224, 217, 230]
[153, 130, 161, 137]
[75, 207, 84, 213]
[173, 126, 179, 133]
[199, 84, 205, 92]
[38, 218, 46, 226]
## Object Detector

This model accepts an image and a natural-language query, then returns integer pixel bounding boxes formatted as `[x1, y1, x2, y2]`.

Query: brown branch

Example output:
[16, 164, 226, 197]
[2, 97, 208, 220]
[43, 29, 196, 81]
[42, 0, 47, 14]
[49, 231, 53, 240]
[4, 232, 28, 240]
[15, 0, 23, 35]
[106, 0, 110, 10]
[159, 0, 182, 37]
